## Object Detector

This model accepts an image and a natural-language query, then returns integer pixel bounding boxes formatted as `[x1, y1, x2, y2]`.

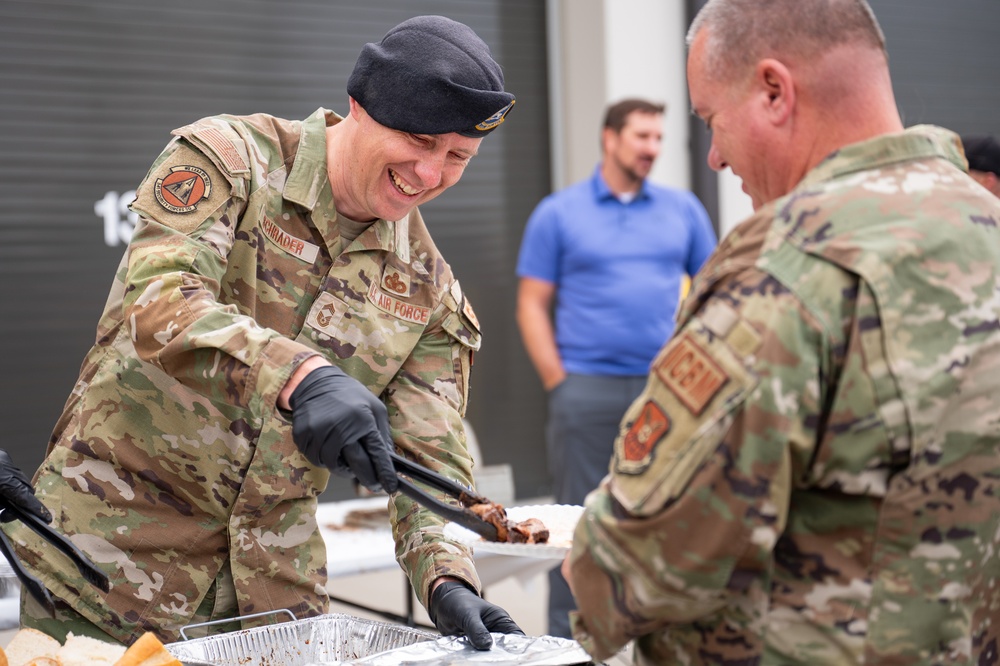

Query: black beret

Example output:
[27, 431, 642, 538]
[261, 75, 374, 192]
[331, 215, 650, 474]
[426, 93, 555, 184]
[962, 135, 1000, 177]
[347, 15, 515, 138]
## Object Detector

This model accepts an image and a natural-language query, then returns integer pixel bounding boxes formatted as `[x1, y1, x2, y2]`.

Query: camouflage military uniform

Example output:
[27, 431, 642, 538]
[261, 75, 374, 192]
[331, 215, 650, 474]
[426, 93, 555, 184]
[2, 108, 483, 644]
[567, 126, 1000, 665]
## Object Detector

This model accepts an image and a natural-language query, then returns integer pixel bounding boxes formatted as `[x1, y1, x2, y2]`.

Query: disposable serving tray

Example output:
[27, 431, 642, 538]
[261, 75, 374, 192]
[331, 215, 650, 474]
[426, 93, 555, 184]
[166, 613, 435, 665]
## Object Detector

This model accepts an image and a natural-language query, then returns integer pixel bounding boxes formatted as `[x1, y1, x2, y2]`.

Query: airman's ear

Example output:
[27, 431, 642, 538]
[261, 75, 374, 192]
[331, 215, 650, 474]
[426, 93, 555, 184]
[755, 58, 795, 126]
[601, 126, 617, 155]
[348, 96, 364, 121]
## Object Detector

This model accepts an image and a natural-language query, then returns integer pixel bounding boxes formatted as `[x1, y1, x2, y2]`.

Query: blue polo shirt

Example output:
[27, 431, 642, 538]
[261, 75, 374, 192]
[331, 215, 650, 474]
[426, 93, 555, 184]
[516, 166, 717, 376]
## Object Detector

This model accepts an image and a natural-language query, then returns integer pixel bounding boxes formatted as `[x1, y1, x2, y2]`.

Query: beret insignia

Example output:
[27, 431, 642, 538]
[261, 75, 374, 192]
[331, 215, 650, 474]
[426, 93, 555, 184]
[475, 100, 515, 132]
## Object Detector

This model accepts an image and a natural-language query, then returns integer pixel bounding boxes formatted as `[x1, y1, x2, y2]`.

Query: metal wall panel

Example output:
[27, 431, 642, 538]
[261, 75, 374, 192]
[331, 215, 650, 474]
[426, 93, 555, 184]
[0, 0, 552, 501]
[873, 0, 1000, 137]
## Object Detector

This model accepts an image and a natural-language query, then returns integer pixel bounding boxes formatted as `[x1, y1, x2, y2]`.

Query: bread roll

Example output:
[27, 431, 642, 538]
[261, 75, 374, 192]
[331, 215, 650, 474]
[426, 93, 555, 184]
[112, 633, 181, 666]
[57, 633, 126, 666]
[4, 628, 60, 666]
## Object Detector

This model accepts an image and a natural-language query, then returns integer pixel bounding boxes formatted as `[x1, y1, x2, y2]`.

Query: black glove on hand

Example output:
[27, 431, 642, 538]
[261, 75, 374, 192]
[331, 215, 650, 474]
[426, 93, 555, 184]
[428, 580, 525, 651]
[0, 449, 51, 524]
[290, 365, 398, 494]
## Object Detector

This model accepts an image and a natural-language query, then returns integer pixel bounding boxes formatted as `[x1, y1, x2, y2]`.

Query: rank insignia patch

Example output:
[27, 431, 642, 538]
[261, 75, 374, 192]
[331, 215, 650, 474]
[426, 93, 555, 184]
[619, 400, 670, 471]
[307, 292, 348, 334]
[381, 267, 411, 296]
[655, 333, 728, 415]
[154, 165, 212, 214]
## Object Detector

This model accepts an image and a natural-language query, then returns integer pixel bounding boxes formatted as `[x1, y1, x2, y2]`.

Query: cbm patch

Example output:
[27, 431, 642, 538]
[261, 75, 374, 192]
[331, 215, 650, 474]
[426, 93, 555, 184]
[655, 333, 728, 415]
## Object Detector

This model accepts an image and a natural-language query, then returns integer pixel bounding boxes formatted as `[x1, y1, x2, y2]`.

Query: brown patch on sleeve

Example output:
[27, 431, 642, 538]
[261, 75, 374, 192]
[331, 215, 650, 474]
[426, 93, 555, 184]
[618, 400, 671, 473]
[654, 333, 729, 415]
[610, 324, 759, 516]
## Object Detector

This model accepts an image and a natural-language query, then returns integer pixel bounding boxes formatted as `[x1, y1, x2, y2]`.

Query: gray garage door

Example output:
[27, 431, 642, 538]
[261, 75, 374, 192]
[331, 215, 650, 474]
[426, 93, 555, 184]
[0, 0, 552, 501]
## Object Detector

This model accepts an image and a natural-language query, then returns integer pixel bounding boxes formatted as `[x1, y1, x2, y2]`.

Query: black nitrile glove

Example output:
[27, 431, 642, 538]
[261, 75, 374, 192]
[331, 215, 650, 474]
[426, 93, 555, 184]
[428, 580, 525, 650]
[0, 449, 51, 524]
[290, 365, 398, 494]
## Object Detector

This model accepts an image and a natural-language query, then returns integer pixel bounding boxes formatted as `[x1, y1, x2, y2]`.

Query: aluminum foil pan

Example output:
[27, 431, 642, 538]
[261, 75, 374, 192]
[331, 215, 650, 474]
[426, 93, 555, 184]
[0, 555, 20, 630]
[165, 613, 436, 665]
[325, 633, 600, 665]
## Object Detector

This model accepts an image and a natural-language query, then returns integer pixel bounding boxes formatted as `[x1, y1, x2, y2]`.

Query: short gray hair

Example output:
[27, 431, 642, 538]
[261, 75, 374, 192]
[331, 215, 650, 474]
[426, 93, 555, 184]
[687, 0, 886, 82]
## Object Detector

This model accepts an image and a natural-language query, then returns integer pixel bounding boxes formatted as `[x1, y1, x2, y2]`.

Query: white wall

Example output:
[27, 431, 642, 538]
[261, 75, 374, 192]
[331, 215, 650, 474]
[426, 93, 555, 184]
[603, 0, 690, 192]
[547, 0, 753, 236]
[718, 170, 754, 237]
[547, 0, 689, 192]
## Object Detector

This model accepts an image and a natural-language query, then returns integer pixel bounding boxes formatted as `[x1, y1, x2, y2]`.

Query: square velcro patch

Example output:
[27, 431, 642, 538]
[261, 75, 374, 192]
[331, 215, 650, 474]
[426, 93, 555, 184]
[654, 333, 729, 415]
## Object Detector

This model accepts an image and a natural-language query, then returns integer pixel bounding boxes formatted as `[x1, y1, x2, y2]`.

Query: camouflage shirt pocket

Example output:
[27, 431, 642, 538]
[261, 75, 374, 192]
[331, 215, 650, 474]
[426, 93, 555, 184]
[301, 288, 428, 394]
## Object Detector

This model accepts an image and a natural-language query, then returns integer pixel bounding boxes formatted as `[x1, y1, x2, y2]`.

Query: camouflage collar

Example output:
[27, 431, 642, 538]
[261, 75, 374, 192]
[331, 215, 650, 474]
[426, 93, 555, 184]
[283, 108, 340, 210]
[799, 125, 967, 191]
[285, 108, 412, 263]
[340, 214, 412, 264]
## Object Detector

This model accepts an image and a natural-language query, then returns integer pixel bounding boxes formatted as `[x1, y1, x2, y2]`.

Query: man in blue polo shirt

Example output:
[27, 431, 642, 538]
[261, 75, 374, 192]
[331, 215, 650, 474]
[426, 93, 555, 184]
[515, 97, 717, 638]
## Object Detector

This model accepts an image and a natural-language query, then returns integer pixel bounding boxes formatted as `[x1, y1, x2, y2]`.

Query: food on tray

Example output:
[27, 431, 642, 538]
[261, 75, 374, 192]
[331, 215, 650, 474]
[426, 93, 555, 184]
[468, 501, 550, 544]
[468, 501, 509, 539]
[443, 504, 584, 556]
[0, 629, 181, 666]
[508, 517, 550, 544]
[342, 506, 390, 530]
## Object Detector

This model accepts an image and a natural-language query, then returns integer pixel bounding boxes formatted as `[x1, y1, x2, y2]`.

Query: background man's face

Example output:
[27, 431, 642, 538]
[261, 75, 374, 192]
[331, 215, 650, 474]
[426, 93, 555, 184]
[604, 111, 663, 182]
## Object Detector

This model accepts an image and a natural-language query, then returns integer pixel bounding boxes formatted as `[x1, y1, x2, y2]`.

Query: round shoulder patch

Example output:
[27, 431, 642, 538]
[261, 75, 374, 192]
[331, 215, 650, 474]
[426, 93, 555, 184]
[131, 140, 230, 236]
[154, 165, 212, 214]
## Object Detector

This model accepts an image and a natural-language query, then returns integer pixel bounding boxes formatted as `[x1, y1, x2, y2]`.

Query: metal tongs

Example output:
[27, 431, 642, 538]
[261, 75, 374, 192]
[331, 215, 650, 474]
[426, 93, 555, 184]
[0, 502, 110, 613]
[390, 452, 500, 542]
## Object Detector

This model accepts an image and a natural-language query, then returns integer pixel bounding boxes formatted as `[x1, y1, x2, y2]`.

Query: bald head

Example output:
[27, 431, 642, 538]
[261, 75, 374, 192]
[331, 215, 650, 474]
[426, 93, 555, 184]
[686, 0, 902, 208]
[687, 0, 886, 85]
